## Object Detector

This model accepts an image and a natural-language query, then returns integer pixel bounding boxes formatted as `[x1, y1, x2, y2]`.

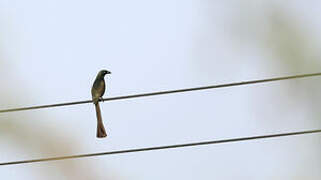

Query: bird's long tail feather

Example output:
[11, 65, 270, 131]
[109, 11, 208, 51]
[95, 103, 107, 138]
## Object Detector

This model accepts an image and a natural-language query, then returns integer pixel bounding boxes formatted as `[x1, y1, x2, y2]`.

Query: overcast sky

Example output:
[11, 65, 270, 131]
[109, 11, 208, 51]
[0, 1, 320, 179]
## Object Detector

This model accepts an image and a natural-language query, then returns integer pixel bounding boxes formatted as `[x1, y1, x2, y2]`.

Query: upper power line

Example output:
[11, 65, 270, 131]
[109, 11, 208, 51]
[1, 129, 320, 166]
[0, 72, 321, 113]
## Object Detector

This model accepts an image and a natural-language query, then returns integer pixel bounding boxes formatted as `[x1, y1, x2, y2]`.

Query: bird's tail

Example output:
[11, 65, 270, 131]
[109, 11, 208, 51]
[95, 102, 107, 138]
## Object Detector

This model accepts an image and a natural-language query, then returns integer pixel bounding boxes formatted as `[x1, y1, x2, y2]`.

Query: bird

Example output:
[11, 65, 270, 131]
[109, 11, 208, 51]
[91, 70, 111, 138]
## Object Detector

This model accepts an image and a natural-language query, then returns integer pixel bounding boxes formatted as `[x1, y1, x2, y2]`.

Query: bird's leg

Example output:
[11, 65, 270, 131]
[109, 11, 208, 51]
[99, 97, 104, 102]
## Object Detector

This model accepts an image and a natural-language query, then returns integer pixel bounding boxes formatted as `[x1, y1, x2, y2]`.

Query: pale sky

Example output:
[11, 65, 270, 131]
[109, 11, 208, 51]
[0, 1, 320, 179]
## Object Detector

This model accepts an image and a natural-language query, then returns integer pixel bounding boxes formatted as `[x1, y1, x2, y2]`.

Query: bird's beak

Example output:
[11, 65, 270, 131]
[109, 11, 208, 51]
[107, 71, 111, 74]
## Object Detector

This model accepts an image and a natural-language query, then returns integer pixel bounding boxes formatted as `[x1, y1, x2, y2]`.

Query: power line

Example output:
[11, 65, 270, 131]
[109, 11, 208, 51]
[1, 129, 320, 166]
[1, 72, 321, 114]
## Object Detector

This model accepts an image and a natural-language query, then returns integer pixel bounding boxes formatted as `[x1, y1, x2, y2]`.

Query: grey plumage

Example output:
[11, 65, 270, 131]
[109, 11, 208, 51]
[91, 70, 111, 138]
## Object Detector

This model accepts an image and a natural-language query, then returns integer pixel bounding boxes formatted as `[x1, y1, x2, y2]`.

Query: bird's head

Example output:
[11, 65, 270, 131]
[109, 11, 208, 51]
[98, 69, 111, 77]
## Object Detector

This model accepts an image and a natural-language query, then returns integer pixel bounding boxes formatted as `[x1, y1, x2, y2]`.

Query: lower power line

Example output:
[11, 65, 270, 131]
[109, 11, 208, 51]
[0, 129, 320, 166]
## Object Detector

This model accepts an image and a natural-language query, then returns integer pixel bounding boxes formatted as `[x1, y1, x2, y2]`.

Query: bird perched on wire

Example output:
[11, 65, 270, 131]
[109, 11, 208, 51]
[91, 70, 111, 138]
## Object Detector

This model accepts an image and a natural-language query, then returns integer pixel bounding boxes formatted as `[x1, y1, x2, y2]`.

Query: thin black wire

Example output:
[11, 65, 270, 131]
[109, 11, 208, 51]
[0, 129, 320, 166]
[1, 72, 321, 113]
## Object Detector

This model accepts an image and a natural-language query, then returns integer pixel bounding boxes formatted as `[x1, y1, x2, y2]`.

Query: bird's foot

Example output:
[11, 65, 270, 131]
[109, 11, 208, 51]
[99, 97, 104, 102]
